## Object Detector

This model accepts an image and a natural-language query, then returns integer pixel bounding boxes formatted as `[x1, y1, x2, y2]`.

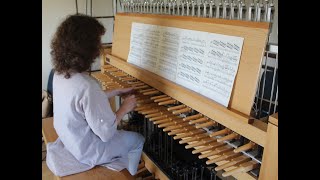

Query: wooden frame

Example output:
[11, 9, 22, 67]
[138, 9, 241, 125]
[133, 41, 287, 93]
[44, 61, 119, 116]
[108, 54, 267, 147]
[259, 113, 278, 180]
[102, 13, 277, 180]
[111, 13, 270, 116]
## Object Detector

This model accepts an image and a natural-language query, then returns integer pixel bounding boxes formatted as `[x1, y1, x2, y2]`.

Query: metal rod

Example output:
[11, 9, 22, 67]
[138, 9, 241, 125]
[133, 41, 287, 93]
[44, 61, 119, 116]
[192, 1, 196, 16]
[165, 132, 168, 164]
[200, 165, 204, 180]
[198, 1, 202, 17]
[75, 0, 78, 14]
[170, 135, 173, 167]
[263, 0, 269, 21]
[216, 0, 222, 18]
[187, 1, 190, 16]
[153, 123, 155, 154]
[273, 83, 278, 113]
[203, 1, 207, 17]
[159, 128, 162, 160]
[267, 53, 278, 115]
[248, 0, 254, 21]
[258, 52, 269, 118]
[209, 1, 213, 18]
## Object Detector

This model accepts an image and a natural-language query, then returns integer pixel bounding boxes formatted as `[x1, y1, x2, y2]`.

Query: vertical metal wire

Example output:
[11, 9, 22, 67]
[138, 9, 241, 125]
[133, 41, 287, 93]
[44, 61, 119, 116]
[170, 135, 173, 167]
[267, 53, 278, 115]
[258, 52, 269, 118]
[254, 53, 266, 117]
[273, 83, 278, 114]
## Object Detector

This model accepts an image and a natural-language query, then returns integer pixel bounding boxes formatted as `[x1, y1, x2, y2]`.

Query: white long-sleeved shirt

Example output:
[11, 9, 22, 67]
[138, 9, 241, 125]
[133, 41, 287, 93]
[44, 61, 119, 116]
[46, 72, 126, 176]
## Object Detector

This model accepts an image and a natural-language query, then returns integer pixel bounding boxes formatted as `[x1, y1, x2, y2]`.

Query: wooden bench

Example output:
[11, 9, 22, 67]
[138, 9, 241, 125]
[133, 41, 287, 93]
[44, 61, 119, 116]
[42, 117, 135, 180]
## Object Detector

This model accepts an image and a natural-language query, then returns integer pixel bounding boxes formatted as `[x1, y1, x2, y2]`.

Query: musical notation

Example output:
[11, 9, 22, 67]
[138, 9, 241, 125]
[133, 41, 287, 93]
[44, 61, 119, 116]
[204, 71, 234, 87]
[128, 23, 146, 66]
[156, 64, 177, 81]
[210, 39, 242, 53]
[181, 36, 206, 47]
[206, 60, 237, 75]
[199, 33, 243, 106]
[178, 63, 201, 75]
[202, 80, 230, 97]
[128, 22, 244, 107]
[177, 71, 200, 83]
[180, 54, 203, 65]
[180, 46, 205, 56]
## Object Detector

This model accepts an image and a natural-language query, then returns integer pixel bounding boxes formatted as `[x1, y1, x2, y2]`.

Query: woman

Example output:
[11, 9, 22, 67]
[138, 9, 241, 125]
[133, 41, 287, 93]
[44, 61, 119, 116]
[46, 14, 145, 177]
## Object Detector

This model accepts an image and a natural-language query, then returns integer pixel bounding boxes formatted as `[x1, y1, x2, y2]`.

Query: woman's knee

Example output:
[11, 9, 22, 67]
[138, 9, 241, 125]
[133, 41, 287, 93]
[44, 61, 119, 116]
[129, 131, 145, 147]
[118, 130, 145, 148]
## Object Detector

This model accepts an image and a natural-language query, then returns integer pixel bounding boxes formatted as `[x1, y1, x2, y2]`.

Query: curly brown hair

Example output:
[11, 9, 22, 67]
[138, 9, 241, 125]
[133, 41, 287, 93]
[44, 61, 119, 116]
[51, 14, 105, 78]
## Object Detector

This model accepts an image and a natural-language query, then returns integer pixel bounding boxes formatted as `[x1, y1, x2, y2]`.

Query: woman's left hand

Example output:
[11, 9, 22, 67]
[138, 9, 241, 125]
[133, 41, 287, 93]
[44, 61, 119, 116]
[118, 87, 136, 97]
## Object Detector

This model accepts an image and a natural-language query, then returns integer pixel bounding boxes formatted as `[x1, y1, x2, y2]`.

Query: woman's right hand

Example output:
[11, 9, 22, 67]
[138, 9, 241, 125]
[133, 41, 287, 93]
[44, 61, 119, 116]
[115, 95, 137, 124]
[121, 95, 137, 114]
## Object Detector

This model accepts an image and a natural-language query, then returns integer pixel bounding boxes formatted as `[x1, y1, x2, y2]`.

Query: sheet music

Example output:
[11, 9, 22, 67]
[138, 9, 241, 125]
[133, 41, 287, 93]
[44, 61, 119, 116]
[200, 33, 244, 106]
[156, 27, 181, 81]
[127, 23, 145, 66]
[140, 24, 162, 72]
[127, 22, 244, 107]
[175, 29, 207, 93]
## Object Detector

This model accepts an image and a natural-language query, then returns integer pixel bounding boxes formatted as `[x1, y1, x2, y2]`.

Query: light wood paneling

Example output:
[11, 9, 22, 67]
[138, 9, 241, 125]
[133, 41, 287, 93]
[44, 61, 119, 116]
[112, 13, 269, 116]
[108, 55, 267, 147]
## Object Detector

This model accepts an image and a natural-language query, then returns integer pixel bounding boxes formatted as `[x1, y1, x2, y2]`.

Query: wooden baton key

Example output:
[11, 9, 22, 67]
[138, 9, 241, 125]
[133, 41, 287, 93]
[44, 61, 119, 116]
[189, 117, 209, 124]
[183, 114, 203, 121]
[185, 137, 217, 149]
[196, 121, 216, 129]
[192, 141, 225, 154]
[174, 129, 206, 140]
[209, 129, 230, 137]
[158, 100, 178, 105]
[215, 155, 251, 171]
[234, 142, 256, 153]
[150, 94, 168, 100]
[167, 105, 186, 111]
[222, 160, 259, 177]
[217, 133, 239, 142]
[179, 133, 209, 144]
[199, 145, 233, 159]
[206, 151, 241, 165]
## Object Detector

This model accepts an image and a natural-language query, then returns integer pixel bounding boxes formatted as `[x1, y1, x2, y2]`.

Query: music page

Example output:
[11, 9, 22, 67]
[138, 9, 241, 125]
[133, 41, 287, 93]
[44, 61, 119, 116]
[127, 22, 244, 107]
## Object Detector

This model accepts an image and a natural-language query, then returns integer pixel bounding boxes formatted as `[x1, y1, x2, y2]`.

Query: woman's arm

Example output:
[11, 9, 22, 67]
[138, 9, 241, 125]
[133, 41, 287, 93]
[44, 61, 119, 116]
[115, 95, 137, 125]
[104, 87, 135, 98]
